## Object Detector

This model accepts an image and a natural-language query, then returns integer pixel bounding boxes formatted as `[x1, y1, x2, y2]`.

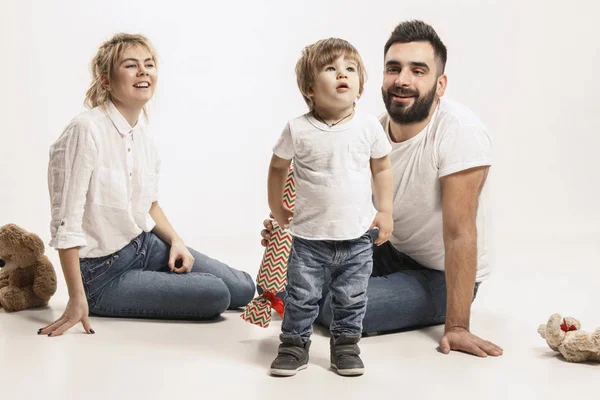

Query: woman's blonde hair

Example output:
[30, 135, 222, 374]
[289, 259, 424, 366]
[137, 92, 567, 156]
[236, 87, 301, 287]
[295, 38, 367, 111]
[84, 33, 158, 109]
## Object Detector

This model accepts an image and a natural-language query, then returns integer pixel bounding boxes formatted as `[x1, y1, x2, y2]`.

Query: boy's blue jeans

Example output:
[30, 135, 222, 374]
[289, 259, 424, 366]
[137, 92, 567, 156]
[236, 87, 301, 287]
[281, 232, 373, 341]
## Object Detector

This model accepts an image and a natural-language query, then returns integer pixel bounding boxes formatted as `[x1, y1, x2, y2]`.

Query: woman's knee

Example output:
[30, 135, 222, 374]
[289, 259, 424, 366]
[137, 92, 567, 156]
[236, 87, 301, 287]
[197, 276, 231, 317]
[229, 271, 256, 309]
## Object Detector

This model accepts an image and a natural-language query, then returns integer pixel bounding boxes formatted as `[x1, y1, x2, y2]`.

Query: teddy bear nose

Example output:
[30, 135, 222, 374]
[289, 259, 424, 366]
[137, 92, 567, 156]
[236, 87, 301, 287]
[0, 259, 5, 268]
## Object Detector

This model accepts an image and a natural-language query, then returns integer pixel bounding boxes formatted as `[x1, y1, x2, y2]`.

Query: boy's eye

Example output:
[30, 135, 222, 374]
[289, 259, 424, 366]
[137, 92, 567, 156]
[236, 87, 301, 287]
[414, 70, 424, 75]
[145, 64, 155, 68]
[347, 67, 355, 72]
[387, 67, 399, 73]
[126, 64, 137, 68]
[325, 66, 335, 71]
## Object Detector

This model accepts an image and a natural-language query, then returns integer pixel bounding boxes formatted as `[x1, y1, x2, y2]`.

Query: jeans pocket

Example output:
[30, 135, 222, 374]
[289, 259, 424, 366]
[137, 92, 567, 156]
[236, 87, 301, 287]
[80, 252, 120, 285]
[130, 234, 145, 256]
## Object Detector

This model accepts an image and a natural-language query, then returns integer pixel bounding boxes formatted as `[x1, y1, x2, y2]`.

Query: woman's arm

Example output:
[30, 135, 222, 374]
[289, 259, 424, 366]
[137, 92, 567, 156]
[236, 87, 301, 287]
[149, 201, 195, 273]
[41, 123, 96, 337]
[39, 248, 93, 336]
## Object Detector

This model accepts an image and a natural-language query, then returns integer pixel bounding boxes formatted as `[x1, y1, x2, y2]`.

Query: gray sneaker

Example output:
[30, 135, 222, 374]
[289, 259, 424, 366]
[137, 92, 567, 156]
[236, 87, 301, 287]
[330, 333, 365, 376]
[270, 334, 311, 376]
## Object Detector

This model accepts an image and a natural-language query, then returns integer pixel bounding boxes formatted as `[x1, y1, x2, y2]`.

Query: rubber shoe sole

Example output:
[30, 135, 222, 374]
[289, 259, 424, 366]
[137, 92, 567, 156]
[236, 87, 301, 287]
[330, 363, 364, 376]
[270, 364, 307, 376]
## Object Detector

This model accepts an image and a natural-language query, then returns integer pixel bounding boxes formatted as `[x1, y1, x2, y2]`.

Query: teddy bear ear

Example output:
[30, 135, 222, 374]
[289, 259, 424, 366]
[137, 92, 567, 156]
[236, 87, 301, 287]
[23, 233, 45, 256]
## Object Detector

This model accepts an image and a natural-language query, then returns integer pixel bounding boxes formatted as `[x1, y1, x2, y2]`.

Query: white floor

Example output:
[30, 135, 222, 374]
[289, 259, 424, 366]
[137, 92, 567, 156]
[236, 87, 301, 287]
[1, 236, 598, 400]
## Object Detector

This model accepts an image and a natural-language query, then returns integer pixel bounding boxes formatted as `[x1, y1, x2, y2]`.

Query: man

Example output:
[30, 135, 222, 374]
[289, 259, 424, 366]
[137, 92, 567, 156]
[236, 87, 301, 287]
[261, 20, 502, 358]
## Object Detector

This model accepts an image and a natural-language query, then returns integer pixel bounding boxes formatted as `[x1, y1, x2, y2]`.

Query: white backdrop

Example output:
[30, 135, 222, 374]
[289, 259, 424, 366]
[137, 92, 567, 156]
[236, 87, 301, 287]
[1, 0, 598, 278]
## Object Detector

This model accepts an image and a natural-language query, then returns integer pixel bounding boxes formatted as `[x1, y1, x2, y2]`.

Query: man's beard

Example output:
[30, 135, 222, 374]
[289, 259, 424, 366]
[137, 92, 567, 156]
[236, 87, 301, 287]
[382, 82, 437, 124]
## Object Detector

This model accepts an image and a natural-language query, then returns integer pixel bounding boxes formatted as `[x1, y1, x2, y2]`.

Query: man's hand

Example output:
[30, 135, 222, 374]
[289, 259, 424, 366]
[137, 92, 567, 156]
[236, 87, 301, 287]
[260, 215, 274, 247]
[439, 327, 503, 357]
[368, 211, 393, 245]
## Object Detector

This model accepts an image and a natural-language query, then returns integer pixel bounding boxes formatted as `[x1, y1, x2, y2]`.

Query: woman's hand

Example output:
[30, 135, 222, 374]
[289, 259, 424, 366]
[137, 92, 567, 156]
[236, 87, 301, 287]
[169, 239, 195, 273]
[38, 295, 94, 337]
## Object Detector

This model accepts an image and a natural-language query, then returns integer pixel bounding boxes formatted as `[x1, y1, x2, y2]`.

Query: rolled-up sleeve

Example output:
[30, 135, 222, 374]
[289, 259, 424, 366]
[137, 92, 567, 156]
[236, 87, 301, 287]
[47, 121, 97, 249]
[437, 124, 492, 178]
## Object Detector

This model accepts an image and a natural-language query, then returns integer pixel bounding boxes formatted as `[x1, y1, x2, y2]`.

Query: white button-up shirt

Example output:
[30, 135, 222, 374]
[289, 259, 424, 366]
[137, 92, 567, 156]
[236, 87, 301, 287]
[48, 100, 160, 258]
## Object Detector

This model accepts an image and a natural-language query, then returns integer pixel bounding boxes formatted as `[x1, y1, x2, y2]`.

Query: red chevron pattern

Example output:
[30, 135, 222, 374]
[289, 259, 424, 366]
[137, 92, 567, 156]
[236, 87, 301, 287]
[240, 297, 275, 328]
[241, 164, 296, 327]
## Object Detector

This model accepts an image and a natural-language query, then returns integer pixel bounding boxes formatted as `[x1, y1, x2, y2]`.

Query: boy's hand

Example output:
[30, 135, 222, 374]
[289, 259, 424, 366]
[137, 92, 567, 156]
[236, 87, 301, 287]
[369, 211, 393, 246]
[272, 206, 294, 231]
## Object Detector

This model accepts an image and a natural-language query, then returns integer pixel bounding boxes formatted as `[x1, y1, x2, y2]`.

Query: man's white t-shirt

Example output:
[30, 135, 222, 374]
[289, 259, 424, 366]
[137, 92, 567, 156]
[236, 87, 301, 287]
[273, 111, 392, 241]
[379, 98, 493, 281]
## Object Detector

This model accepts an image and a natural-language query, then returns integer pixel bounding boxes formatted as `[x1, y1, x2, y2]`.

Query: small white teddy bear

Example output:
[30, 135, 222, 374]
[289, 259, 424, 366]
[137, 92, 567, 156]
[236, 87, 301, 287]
[538, 313, 600, 363]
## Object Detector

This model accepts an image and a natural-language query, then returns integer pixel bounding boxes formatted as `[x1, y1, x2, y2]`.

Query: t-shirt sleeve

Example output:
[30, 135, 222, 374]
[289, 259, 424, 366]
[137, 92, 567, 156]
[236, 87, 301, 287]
[272, 122, 294, 160]
[437, 124, 492, 178]
[370, 117, 392, 159]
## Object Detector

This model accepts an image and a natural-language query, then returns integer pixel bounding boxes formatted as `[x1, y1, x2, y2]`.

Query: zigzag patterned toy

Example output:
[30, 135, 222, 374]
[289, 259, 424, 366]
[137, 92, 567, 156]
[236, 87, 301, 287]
[241, 164, 295, 327]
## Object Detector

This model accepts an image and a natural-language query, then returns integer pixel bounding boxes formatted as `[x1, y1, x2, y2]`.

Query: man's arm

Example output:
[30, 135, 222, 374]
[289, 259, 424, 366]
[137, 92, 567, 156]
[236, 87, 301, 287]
[439, 166, 503, 357]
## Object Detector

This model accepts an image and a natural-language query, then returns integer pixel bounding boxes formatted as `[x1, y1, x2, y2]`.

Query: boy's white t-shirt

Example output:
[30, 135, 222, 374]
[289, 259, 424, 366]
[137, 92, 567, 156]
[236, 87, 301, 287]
[273, 111, 392, 241]
[379, 98, 493, 281]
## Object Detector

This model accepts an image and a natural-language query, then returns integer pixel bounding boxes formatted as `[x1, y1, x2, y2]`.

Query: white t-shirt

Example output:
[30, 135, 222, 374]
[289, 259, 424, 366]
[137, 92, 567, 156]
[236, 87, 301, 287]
[379, 98, 493, 281]
[48, 100, 160, 258]
[273, 111, 392, 240]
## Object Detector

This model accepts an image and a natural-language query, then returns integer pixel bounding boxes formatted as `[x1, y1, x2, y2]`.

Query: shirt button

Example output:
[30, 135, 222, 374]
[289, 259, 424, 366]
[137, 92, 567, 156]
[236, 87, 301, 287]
[60, 221, 65, 226]
[129, 173, 132, 177]
[128, 148, 131, 152]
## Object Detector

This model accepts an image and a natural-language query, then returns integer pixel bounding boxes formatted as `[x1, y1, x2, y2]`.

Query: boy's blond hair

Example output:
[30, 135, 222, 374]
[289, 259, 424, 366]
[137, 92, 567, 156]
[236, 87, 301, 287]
[84, 33, 158, 111]
[295, 38, 367, 110]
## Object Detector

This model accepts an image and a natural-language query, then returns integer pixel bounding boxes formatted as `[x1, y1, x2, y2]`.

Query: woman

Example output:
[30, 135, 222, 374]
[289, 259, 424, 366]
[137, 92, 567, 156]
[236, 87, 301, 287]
[40, 33, 255, 336]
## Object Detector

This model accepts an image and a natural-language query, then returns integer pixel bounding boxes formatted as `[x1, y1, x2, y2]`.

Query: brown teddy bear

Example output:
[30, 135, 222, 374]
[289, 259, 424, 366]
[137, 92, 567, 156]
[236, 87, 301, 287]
[538, 313, 600, 363]
[0, 224, 57, 312]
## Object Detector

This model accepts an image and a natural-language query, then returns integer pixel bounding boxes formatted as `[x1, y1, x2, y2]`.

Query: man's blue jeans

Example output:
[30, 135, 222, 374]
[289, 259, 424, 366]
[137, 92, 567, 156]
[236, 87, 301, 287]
[317, 230, 480, 333]
[261, 229, 480, 334]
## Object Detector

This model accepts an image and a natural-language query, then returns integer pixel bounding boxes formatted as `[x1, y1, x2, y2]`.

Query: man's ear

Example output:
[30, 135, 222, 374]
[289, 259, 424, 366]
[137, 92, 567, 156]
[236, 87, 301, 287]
[436, 74, 447, 98]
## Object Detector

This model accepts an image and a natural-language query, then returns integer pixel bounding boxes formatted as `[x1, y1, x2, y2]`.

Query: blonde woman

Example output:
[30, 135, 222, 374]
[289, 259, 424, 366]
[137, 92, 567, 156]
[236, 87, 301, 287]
[40, 33, 255, 337]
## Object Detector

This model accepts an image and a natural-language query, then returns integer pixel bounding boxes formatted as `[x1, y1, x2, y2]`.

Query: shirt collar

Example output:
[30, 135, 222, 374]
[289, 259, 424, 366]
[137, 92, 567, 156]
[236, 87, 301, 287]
[105, 100, 146, 136]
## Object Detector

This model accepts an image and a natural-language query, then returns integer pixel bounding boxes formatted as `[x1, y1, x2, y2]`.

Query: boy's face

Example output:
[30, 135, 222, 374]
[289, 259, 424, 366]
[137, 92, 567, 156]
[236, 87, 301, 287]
[309, 55, 360, 112]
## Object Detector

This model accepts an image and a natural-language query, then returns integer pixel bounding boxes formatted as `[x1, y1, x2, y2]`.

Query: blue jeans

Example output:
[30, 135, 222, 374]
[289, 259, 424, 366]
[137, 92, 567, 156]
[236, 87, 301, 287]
[79, 231, 255, 319]
[316, 230, 481, 333]
[281, 232, 373, 340]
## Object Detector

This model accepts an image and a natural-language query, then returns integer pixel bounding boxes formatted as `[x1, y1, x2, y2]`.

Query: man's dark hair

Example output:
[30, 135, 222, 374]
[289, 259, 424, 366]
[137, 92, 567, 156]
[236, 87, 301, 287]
[384, 20, 447, 74]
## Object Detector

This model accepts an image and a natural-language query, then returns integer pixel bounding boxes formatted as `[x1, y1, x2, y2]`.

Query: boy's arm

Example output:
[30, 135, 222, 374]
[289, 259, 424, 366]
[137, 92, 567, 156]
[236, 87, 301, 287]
[268, 154, 293, 228]
[369, 155, 393, 245]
